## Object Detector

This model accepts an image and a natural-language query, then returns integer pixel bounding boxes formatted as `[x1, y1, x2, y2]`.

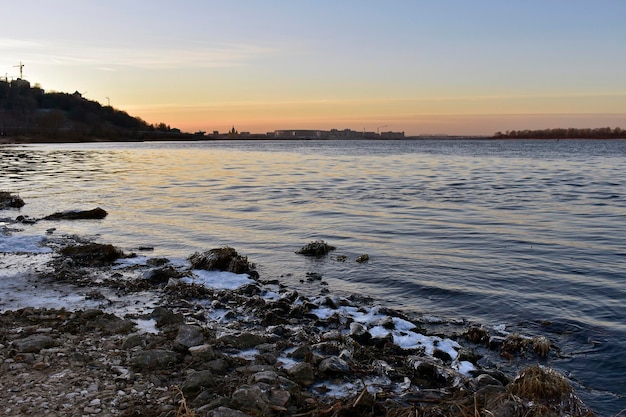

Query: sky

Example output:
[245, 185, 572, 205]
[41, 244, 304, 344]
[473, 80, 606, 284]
[2, 0, 626, 136]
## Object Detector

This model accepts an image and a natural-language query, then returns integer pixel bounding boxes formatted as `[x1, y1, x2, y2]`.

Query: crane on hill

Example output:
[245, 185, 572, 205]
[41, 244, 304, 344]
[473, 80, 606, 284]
[13, 61, 24, 79]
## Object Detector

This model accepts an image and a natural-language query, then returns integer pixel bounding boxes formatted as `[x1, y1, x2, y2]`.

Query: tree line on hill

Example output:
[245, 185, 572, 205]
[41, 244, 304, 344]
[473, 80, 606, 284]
[493, 127, 626, 139]
[0, 79, 190, 141]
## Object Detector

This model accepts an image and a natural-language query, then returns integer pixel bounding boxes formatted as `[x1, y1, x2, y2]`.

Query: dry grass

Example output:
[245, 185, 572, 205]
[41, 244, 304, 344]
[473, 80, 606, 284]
[173, 386, 196, 417]
[508, 365, 572, 402]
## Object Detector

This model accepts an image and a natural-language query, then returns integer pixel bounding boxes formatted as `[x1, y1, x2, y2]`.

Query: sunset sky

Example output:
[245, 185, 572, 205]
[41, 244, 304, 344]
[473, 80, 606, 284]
[2, 1, 625, 135]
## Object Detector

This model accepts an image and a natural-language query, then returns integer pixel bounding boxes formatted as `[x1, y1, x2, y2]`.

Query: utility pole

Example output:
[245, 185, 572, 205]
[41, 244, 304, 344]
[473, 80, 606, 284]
[106, 97, 110, 106]
[13, 62, 24, 79]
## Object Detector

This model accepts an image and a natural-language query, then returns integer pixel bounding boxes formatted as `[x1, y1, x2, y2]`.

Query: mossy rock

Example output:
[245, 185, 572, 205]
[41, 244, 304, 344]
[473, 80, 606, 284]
[188, 246, 254, 274]
[296, 240, 336, 256]
[60, 243, 124, 266]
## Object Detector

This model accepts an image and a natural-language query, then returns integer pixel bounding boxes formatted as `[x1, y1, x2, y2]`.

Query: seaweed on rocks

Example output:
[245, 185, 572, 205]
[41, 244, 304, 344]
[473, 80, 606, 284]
[189, 247, 255, 275]
[59, 242, 126, 267]
[296, 240, 336, 256]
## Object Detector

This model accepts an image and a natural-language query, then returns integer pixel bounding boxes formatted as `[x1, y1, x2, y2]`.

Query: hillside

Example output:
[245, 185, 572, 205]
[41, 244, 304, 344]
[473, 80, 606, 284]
[0, 79, 190, 142]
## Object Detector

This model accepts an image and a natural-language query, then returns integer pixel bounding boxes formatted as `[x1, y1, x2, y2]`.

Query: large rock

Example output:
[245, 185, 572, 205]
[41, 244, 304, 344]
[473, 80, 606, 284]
[188, 247, 254, 274]
[131, 349, 178, 371]
[217, 332, 268, 349]
[295, 240, 336, 256]
[175, 324, 205, 349]
[60, 243, 124, 266]
[12, 334, 56, 353]
[318, 356, 351, 375]
[287, 362, 315, 386]
[209, 407, 252, 417]
[0, 191, 25, 209]
[44, 207, 108, 220]
[230, 385, 270, 415]
[181, 370, 217, 397]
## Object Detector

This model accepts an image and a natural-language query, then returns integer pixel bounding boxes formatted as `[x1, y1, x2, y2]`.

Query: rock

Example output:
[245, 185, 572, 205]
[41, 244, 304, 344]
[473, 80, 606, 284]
[269, 389, 291, 408]
[289, 344, 312, 360]
[349, 322, 372, 345]
[181, 370, 217, 398]
[59, 243, 124, 266]
[295, 240, 336, 256]
[131, 349, 178, 371]
[189, 344, 218, 361]
[206, 358, 230, 375]
[12, 334, 56, 353]
[189, 247, 254, 274]
[218, 332, 268, 349]
[250, 370, 278, 385]
[287, 362, 315, 386]
[475, 373, 503, 388]
[43, 207, 108, 220]
[356, 254, 369, 263]
[0, 191, 25, 209]
[230, 385, 270, 415]
[143, 266, 183, 285]
[151, 308, 185, 328]
[175, 324, 205, 349]
[210, 406, 253, 417]
[318, 356, 351, 375]
[122, 333, 147, 349]
[432, 348, 452, 363]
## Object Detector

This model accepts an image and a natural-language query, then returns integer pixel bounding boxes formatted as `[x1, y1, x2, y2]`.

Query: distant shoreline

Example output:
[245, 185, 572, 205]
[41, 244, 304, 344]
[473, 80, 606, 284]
[4, 135, 626, 145]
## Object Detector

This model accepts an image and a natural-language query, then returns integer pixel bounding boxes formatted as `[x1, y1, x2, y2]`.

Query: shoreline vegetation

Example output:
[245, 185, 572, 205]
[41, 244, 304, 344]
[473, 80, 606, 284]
[1, 79, 624, 143]
[0, 192, 597, 416]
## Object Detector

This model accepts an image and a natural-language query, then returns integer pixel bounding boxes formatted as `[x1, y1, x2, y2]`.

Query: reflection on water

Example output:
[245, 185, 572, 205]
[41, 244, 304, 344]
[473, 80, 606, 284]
[2, 139, 626, 415]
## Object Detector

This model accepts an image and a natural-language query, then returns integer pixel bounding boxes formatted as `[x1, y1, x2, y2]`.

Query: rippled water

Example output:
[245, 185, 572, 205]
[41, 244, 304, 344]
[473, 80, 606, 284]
[2, 139, 625, 415]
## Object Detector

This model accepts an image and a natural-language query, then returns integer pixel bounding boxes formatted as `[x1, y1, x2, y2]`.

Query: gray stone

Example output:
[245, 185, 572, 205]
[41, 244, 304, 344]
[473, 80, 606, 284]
[476, 373, 503, 388]
[189, 344, 218, 361]
[250, 370, 278, 384]
[122, 333, 146, 350]
[175, 324, 205, 348]
[230, 385, 269, 414]
[210, 407, 253, 417]
[130, 349, 178, 371]
[318, 356, 350, 375]
[269, 389, 290, 407]
[217, 332, 268, 349]
[12, 335, 56, 353]
[181, 370, 216, 397]
[287, 362, 315, 386]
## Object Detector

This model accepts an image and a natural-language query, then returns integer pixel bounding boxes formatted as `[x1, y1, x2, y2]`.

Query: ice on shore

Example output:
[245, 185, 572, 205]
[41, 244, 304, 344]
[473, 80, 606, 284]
[182, 270, 255, 290]
[309, 304, 475, 376]
[0, 234, 51, 254]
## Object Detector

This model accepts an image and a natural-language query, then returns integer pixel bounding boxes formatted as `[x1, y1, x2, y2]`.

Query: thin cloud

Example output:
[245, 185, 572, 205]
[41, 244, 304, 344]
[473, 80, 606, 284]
[2, 38, 276, 69]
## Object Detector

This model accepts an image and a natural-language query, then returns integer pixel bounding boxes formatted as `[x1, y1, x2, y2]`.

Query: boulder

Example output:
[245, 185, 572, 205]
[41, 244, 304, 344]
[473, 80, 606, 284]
[131, 349, 178, 371]
[43, 207, 107, 220]
[318, 356, 351, 375]
[287, 362, 315, 386]
[189, 247, 254, 274]
[295, 240, 336, 256]
[181, 370, 217, 397]
[12, 334, 56, 353]
[175, 324, 205, 349]
[0, 191, 25, 209]
[230, 385, 270, 415]
[60, 243, 124, 266]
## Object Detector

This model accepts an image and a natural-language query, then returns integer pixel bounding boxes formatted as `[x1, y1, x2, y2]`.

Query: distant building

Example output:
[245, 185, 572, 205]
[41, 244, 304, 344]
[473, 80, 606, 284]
[273, 129, 327, 139]
[380, 131, 405, 139]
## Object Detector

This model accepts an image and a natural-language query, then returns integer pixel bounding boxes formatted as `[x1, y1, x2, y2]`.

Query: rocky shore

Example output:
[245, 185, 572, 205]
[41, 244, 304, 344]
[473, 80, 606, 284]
[0, 196, 595, 416]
